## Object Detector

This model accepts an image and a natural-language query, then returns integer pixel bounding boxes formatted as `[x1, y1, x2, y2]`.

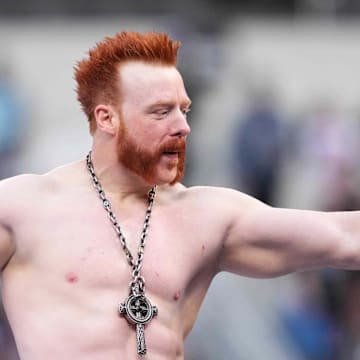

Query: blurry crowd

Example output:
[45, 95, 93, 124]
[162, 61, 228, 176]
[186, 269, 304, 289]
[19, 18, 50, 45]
[231, 89, 360, 360]
[2, 43, 360, 360]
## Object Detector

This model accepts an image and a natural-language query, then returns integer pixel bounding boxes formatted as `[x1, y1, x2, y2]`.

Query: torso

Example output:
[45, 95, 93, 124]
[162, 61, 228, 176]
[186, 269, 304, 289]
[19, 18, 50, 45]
[0, 160, 229, 359]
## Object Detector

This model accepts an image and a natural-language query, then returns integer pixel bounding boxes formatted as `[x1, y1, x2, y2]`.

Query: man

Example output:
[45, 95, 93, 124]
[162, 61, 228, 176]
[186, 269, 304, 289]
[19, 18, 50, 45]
[0, 31, 359, 360]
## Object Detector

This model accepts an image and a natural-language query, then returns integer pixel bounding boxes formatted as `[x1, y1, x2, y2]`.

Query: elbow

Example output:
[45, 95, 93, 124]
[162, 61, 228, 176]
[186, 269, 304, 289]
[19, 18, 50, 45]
[332, 233, 360, 270]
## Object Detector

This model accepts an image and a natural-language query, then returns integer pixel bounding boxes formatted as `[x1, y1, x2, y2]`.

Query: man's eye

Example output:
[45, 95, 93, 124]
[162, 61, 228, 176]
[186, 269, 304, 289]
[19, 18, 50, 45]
[153, 109, 169, 116]
[182, 108, 191, 116]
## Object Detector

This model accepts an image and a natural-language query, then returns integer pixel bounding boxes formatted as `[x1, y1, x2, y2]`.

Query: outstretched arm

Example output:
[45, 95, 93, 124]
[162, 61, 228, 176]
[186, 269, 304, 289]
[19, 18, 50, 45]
[218, 190, 360, 278]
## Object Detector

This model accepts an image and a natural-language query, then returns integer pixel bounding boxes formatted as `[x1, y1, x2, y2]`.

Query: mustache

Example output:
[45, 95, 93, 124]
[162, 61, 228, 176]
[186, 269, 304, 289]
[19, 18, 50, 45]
[158, 138, 186, 153]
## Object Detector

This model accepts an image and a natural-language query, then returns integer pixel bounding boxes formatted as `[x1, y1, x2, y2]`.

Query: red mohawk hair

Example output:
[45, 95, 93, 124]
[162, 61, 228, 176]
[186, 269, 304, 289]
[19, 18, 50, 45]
[74, 31, 181, 133]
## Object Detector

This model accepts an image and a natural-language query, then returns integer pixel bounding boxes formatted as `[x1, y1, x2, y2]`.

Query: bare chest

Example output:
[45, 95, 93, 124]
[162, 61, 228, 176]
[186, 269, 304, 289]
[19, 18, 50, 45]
[10, 193, 220, 304]
[2, 188, 224, 359]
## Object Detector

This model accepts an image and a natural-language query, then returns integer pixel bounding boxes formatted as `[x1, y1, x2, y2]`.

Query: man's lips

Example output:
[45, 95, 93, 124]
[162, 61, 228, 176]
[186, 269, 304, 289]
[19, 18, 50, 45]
[162, 151, 179, 157]
[159, 139, 185, 161]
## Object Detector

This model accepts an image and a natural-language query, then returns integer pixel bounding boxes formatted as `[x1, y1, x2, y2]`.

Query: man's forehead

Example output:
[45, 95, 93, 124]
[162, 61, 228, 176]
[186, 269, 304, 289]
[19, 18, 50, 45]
[118, 61, 189, 104]
[119, 61, 179, 83]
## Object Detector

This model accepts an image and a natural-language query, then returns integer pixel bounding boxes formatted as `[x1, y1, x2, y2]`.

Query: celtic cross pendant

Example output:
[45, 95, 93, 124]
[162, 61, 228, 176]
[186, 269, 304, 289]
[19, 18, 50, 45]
[119, 294, 158, 356]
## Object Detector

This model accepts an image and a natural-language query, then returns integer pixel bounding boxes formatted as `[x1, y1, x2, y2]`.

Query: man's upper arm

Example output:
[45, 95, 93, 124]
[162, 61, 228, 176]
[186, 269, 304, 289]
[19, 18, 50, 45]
[0, 225, 15, 270]
[218, 190, 350, 278]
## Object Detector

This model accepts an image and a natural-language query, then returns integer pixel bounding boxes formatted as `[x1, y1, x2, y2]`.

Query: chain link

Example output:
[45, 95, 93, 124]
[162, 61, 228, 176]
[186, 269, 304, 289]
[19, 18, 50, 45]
[86, 151, 156, 295]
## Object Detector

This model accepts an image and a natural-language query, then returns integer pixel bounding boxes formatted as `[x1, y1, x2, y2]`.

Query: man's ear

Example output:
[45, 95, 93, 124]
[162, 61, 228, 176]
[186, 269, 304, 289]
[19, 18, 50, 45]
[94, 105, 117, 135]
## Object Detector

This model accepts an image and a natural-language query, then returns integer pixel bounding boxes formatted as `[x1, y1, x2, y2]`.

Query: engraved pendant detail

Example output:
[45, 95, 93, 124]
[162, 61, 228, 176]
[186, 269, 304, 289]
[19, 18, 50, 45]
[119, 294, 158, 355]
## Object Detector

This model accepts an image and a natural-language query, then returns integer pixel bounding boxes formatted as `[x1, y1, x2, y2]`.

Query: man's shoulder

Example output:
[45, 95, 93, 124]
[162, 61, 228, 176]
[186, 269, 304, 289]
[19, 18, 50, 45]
[0, 173, 45, 193]
[0, 160, 84, 198]
[181, 185, 246, 199]
[0, 174, 48, 226]
[172, 184, 257, 207]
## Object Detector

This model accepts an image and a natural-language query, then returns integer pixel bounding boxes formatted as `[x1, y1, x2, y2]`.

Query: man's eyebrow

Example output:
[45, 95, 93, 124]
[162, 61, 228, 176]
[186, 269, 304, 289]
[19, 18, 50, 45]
[147, 99, 192, 108]
[144, 100, 172, 110]
[149, 101, 173, 107]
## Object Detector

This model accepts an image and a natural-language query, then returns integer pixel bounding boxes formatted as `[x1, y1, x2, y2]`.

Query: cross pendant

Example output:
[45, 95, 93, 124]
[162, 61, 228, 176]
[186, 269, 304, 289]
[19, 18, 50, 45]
[119, 294, 158, 356]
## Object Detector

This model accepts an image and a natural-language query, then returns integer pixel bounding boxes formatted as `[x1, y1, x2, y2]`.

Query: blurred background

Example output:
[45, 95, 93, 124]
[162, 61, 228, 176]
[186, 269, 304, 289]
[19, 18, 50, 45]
[1, 0, 360, 359]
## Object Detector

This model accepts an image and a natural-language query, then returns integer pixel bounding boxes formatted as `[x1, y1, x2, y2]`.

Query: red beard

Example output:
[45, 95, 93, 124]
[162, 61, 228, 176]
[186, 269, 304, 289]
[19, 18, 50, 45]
[117, 123, 186, 185]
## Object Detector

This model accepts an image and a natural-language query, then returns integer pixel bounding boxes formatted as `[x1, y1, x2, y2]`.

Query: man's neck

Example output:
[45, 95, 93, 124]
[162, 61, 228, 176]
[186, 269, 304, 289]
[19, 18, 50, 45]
[89, 147, 155, 202]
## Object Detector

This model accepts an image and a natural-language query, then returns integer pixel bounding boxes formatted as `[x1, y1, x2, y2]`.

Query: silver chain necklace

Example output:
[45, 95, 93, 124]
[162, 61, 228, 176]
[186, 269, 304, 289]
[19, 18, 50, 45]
[86, 151, 158, 357]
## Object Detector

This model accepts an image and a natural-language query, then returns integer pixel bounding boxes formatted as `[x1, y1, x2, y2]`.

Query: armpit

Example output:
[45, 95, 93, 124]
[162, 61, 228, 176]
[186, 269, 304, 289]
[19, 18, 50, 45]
[0, 225, 16, 271]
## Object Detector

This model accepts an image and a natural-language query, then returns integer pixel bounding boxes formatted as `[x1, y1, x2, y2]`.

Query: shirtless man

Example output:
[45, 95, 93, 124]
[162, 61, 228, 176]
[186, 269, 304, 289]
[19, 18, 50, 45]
[0, 31, 360, 360]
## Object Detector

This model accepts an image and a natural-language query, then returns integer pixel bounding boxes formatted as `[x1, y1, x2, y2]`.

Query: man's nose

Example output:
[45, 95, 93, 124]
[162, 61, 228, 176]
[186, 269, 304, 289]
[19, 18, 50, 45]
[171, 110, 191, 138]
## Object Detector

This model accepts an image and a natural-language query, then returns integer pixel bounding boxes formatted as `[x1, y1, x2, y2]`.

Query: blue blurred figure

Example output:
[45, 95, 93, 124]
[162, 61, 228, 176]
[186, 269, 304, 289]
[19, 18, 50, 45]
[280, 271, 342, 360]
[233, 89, 285, 205]
[0, 62, 25, 179]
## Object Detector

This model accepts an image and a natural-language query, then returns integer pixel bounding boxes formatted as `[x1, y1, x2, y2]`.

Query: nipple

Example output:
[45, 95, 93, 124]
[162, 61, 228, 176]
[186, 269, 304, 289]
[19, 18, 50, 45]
[65, 272, 79, 283]
[173, 290, 181, 301]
